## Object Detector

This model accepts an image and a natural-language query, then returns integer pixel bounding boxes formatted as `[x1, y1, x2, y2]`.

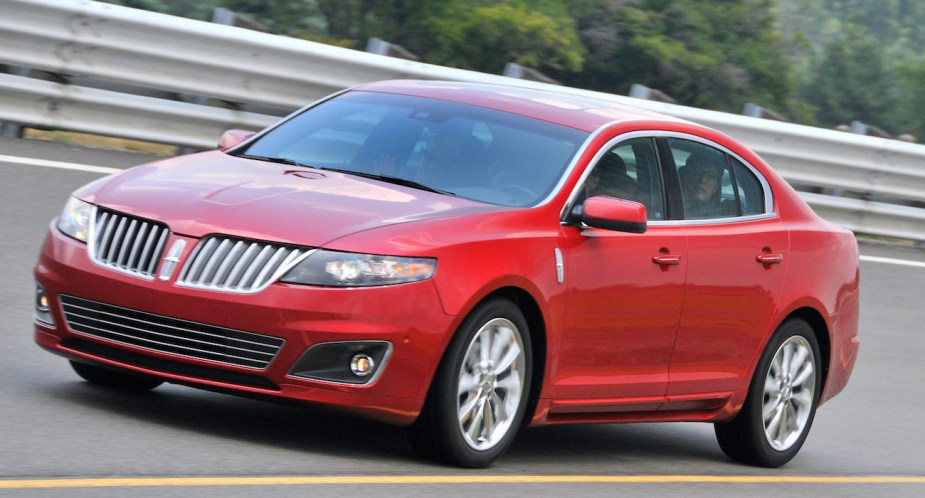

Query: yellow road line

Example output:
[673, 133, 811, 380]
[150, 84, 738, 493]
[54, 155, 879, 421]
[1, 475, 924, 489]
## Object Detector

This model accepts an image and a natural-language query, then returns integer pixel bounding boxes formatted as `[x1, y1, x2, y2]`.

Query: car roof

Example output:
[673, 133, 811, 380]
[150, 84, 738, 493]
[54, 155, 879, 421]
[353, 80, 686, 133]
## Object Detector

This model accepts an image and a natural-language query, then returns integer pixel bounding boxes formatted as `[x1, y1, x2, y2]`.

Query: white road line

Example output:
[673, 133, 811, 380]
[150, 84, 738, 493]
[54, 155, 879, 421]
[0, 154, 121, 175]
[859, 255, 925, 269]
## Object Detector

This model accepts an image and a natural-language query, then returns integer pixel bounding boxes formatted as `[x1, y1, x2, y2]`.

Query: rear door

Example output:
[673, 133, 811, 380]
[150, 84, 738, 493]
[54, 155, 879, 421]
[660, 137, 789, 408]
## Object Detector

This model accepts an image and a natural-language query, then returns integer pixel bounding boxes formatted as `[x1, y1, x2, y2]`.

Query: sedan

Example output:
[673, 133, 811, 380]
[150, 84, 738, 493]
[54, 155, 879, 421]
[34, 80, 859, 468]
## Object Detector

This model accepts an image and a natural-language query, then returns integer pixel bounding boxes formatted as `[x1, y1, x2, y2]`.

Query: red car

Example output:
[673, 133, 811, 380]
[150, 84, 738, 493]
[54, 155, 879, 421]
[34, 80, 859, 468]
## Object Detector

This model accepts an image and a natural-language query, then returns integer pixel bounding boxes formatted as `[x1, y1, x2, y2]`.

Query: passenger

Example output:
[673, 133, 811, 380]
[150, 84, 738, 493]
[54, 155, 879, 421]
[679, 152, 726, 218]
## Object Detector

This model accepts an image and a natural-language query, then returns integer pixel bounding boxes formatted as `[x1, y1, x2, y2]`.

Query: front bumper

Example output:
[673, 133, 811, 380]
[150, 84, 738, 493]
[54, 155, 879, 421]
[34, 224, 456, 426]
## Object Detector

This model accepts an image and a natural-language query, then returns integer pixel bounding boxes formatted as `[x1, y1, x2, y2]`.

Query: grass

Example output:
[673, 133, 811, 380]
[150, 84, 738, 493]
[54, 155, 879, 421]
[23, 128, 178, 156]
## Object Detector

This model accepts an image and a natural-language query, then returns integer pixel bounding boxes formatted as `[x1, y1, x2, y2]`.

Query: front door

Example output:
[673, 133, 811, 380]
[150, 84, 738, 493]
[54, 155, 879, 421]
[549, 135, 686, 414]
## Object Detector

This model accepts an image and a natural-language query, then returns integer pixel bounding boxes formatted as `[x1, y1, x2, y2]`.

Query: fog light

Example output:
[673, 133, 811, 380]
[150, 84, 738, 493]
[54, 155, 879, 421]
[288, 341, 391, 385]
[350, 354, 375, 377]
[34, 284, 55, 326]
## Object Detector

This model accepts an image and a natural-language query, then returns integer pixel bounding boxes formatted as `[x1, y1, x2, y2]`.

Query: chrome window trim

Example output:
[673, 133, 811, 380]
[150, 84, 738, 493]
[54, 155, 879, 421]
[559, 129, 777, 226]
[662, 132, 775, 216]
[647, 212, 778, 227]
[559, 129, 666, 222]
[535, 121, 619, 209]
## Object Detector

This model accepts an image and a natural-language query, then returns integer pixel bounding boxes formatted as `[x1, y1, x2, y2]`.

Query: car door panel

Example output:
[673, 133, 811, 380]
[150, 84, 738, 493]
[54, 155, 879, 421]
[666, 216, 788, 400]
[551, 225, 687, 405]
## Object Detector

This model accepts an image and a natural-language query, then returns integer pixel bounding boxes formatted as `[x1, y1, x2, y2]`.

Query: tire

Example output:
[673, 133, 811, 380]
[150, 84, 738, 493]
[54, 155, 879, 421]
[70, 360, 163, 391]
[715, 318, 821, 467]
[408, 298, 532, 468]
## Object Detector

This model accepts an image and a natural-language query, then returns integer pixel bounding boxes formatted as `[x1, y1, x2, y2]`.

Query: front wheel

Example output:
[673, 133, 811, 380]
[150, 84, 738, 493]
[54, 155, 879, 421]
[408, 298, 532, 468]
[715, 318, 821, 467]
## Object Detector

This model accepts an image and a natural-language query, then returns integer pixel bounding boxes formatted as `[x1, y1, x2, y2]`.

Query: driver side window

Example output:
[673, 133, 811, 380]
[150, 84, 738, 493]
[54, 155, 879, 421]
[581, 137, 665, 220]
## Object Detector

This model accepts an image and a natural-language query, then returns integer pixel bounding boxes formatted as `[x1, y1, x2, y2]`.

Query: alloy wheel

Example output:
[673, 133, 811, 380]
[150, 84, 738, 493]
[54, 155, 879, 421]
[456, 317, 526, 450]
[762, 335, 816, 451]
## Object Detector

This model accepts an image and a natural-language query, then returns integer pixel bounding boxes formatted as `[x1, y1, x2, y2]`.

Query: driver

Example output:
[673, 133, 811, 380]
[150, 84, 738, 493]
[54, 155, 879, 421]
[416, 123, 480, 188]
[584, 152, 638, 201]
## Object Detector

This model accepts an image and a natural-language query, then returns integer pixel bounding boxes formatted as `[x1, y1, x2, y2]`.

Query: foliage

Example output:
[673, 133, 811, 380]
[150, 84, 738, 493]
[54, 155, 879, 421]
[776, 0, 925, 135]
[893, 59, 925, 141]
[424, 2, 584, 73]
[101, 0, 220, 20]
[95, 0, 925, 139]
[554, 0, 794, 114]
[801, 26, 896, 130]
[218, 0, 325, 34]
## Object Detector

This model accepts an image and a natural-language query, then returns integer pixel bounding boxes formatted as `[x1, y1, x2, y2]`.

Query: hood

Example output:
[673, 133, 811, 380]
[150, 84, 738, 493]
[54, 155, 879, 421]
[77, 151, 505, 247]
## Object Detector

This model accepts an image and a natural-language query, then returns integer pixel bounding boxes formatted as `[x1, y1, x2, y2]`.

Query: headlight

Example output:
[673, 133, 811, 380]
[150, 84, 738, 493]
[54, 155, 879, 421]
[57, 197, 93, 242]
[280, 250, 436, 287]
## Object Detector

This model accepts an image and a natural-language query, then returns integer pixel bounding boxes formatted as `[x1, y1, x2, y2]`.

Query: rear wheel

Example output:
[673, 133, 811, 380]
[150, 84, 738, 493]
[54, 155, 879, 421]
[70, 360, 163, 391]
[408, 298, 532, 468]
[715, 318, 821, 467]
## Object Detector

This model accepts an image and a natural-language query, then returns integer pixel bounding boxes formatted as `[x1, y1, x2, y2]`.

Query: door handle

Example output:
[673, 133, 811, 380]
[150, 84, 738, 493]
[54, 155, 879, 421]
[755, 253, 784, 265]
[652, 254, 682, 266]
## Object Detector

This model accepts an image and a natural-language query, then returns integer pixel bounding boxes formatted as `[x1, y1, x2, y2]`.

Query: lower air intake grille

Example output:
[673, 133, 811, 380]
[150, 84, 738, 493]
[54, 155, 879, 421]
[60, 295, 284, 370]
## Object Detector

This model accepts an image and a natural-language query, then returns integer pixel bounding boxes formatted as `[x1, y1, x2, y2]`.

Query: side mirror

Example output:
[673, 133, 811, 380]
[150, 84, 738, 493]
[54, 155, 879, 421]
[218, 129, 256, 150]
[580, 196, 647, 233]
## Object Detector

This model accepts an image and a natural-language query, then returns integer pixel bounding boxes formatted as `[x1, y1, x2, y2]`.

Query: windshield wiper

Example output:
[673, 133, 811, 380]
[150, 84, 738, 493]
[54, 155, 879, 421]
[318, 167, 456, 196]
[234, 154, 307, 168]
[233, 156, 454, 196]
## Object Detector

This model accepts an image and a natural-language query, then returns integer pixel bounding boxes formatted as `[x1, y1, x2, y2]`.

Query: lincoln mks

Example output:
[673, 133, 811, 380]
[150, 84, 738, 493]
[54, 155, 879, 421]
[34, 80, 859, 468]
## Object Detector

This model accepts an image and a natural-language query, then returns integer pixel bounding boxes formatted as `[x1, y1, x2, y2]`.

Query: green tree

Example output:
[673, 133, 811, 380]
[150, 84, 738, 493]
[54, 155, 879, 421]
[801, 27, 898, 131]
[329, 0, 585, 74]
[556, 0, 795, 113]
[890, 58, 925, 139]
[424, 2, 584, 73]
[317, 0, 447, 49]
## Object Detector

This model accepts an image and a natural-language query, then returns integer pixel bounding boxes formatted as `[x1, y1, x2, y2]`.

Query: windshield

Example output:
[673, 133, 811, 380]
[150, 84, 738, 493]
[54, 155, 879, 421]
[238, 91, 589, 207]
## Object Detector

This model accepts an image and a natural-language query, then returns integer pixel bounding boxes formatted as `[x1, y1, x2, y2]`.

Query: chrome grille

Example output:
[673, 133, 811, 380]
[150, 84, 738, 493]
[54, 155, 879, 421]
[89, 207, 170, 280]
[177, 236, 311, 293]
[60, 295, 284, 370]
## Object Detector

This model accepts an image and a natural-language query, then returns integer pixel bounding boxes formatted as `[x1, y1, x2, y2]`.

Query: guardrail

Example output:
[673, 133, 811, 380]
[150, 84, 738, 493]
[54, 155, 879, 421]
[0, 73, 275, 148]
[1, 0, 924, 242]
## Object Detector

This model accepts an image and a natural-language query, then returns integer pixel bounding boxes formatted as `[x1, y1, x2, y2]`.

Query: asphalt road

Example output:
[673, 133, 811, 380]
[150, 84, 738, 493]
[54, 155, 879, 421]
[1, 136, 923, 497]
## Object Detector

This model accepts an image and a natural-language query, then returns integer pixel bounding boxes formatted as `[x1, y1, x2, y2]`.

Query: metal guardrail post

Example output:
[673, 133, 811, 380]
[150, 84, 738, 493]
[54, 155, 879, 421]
[850, 120, 893, 139]
[211, 8, 267, 32]
[743, 103, 789, 122]
[365, 38, 420, 61]
[1, 66, 30, 138]
[628, 84, 676, 104]
[502, 63, 559, 85]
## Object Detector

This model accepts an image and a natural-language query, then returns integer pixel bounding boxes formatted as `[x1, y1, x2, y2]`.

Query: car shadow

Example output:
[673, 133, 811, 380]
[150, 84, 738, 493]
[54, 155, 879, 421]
[507, 423, 725, 465]
[46, 380, 729, 468]
[46, 380, 421, 462]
